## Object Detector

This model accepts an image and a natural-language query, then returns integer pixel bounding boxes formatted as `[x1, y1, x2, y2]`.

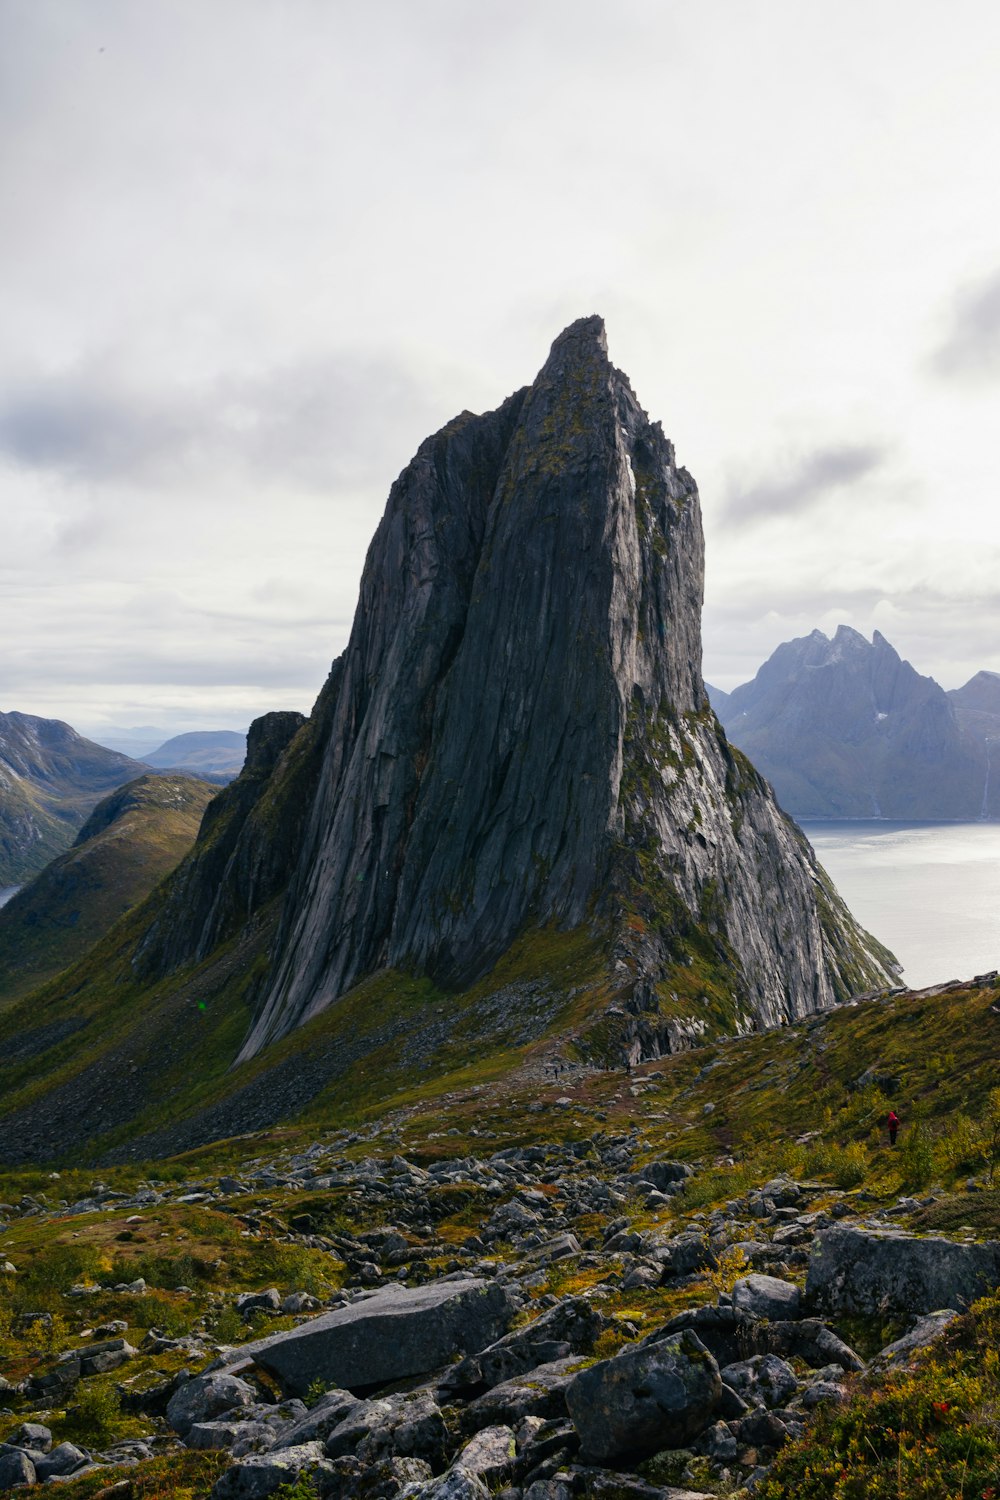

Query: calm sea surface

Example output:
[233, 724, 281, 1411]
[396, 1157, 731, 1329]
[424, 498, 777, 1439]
[801, 821, 1000, 989]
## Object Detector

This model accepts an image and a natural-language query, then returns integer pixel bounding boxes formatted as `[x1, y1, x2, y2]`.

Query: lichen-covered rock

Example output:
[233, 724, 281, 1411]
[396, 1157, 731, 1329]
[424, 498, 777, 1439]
[224, 1277, 515, 1397]
[3, 1422, 51, 1452]
[166, 1372, 257, 1436]
[565, 1329, 722, 1463]
[731, 1273, 801, 1320]
[0, 1446, 36, 1488]
[273, 1387, 360, 1449]
[806, 1226, 1000, 1316]
[453, 1424, 516, 1482]
[210, 1441, 333, 1499]
[446, 1296, 601, 1392]
[325, 1391, 448, 1469]
[461, 1359, 584, 1432]
[719, 1353, 798, 1409]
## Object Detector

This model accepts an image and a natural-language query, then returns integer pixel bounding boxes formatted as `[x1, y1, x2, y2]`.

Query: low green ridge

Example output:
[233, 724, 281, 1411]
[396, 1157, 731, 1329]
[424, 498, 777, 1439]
[0, 773, 217, 1007]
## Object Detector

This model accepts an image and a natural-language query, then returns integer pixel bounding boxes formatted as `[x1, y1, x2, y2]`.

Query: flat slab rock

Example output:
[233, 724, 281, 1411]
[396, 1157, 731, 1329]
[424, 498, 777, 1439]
[219, 1276, 516, 1396]
[807, 1226, 1000, 1317]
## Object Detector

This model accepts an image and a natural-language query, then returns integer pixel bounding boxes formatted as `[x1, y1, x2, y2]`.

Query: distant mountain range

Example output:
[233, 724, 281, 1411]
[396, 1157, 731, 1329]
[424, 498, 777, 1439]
[0, 772, 217, 1006]
[141, 730, 247, 778]
[91, 726, 247, 776]
[0, 714, 244, 886]
[711, 626, 1000, 819]
[0, 712, 149, 885]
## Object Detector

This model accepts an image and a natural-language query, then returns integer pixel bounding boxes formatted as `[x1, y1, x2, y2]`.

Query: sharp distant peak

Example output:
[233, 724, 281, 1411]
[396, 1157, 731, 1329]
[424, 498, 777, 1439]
[832, 623, 870, 649]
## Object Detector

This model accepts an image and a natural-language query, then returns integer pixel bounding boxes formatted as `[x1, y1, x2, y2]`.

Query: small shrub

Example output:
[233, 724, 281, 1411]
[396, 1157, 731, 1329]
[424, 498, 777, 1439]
[271, 1474, 322, 1499]
[706, 1246, 748, 1297]
[898, 1121, 936, 1190]
[63, 1378, 129, 1444]
[209, 1305, 244, 1344]
[830, 1140, 868, 1189]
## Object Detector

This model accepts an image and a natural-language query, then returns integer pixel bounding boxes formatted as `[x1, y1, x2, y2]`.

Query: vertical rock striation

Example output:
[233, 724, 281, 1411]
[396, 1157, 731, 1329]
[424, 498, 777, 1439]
[221, 317, 897, 1059]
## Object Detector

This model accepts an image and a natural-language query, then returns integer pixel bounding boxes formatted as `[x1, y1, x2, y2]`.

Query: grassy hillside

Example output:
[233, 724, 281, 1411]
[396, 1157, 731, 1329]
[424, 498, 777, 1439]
[0, 969, 998, 1496]
[0, 774, 217, 1008]
[0, 711, 149, 884]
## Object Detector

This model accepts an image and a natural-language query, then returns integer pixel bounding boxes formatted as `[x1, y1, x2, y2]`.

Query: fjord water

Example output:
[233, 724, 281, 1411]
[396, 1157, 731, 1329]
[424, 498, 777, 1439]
[801, 821, 1000, 988]
[0, 886, 18, 907]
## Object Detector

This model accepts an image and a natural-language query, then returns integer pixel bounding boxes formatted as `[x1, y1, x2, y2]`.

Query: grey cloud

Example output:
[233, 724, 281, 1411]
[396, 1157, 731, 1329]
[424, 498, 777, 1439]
[0, 352, 451, 494]
[720, 443, 888, 526]
[929, 268, 1000, 382]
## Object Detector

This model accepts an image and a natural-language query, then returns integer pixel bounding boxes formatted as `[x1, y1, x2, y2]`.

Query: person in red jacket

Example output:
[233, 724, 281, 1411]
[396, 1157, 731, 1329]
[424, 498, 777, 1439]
[887, 1109, 900, 1147]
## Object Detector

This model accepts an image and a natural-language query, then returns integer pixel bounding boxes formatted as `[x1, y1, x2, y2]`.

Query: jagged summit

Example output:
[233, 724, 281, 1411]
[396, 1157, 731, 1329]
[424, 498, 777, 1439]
[719, 627, 989, 818]
[134, 316, 890, 1062]
[0, 320, 900, 1165]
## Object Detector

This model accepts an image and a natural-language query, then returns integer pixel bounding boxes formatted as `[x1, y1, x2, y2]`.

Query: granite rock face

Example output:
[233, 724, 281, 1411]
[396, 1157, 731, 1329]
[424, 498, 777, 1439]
[806, 1226, 1000, 1316]
[141, 318, 898, 1062]
[565, 1329, 722, 1462]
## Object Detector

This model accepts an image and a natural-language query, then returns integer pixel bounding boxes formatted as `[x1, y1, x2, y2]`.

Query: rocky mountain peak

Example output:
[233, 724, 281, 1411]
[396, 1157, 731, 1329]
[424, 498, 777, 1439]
[720, 626, 989, 819]
[129, 321, 897, 1067]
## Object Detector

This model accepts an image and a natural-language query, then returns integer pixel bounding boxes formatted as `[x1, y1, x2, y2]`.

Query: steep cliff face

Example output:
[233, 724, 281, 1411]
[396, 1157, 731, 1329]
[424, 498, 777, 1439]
[215, 318, 896, 1059]
[134, 710, 308, 974]
[719, 626, 989, 819]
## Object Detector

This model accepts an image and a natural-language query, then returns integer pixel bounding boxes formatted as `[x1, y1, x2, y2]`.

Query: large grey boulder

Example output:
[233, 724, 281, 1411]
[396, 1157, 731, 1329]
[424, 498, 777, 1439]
[210, 1441, 334, 1499]
[166, 1372, 257, 1436]
[630, 1160, 693, 1193]
[32, 1442, 89, 1480]
[3, 1421, 52, 1452]
[565, 1330, 722, 1463]
[445, 1295, 601, 1391]
[731, 1273, 801, 1320]
[806, 1227, 1000, 1316]
[224, 1277, 515, 1397]
[0, 1446, 36, 1488]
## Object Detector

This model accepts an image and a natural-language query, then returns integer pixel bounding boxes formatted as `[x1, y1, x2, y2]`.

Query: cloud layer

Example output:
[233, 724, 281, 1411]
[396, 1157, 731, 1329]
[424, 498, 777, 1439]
[2, 0, 1000, 734]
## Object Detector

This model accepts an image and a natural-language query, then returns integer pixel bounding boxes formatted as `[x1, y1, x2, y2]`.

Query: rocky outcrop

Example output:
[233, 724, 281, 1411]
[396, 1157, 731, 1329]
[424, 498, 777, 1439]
[134, 710, 309, 975]
[565, 1331, 722, 1463]
[718, 626, 992, 819]
[806, 1225, 1000, 1316]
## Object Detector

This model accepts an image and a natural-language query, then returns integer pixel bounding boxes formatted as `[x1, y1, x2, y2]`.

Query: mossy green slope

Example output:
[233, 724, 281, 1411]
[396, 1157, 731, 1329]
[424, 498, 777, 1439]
[0, 710, 148, 884]
[0, 774, 216, 1008]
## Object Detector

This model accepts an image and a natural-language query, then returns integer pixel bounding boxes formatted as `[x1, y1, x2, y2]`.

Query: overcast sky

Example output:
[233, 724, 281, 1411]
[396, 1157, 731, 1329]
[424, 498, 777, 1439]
[3, 0, 1000, 739]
